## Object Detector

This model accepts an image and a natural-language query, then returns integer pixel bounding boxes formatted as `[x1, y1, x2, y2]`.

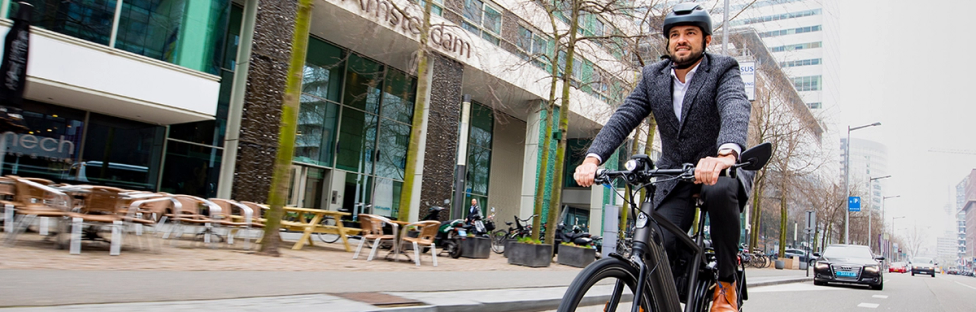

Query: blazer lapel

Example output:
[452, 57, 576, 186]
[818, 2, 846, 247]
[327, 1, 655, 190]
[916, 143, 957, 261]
[654, 65, 679, 134]
[677, 54, 710, 136]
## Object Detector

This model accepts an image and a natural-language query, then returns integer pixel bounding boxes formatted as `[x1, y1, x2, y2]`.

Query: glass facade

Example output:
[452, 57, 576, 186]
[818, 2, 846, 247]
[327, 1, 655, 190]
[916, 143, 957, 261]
[0, 100, 165, 191]
[461, 102, 493, 216]
[294, 37, 416, 219]
[12, 0, 231, 75]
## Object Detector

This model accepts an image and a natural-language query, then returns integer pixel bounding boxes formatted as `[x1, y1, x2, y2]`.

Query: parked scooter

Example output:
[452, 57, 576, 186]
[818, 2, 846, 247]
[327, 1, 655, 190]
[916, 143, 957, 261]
[553, 220, 600, 255]
[420, 200, 464, 258]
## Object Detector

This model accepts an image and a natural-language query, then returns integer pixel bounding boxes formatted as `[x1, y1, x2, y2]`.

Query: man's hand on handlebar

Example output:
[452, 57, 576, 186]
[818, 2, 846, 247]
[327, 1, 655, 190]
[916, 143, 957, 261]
[573, 157, 601, 187]
[695, 154, 736, 185]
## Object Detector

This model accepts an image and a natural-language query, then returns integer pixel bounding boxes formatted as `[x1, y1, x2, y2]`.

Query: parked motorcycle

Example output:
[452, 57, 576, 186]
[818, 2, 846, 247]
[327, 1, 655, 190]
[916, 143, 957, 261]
[420, 200, 464, 258]
[553, 220, 600, 255]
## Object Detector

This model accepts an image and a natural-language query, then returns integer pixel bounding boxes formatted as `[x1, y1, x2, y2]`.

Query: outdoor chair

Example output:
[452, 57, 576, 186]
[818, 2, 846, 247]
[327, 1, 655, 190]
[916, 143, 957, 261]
[399, 220, 441, 266]
[353, 214, 399, 261]
[2, 176, 71, 248]
[65, 186, 127, 255]
[209, 198, 263, 249]
[118, 193, 179, 253]
[163, 195, 223, 248]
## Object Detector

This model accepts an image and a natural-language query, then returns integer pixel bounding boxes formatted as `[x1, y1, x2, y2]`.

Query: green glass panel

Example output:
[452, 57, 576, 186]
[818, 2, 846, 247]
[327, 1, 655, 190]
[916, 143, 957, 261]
[468, 103, 493, 148]
[294, 96, 338, 167]
[113, 0, 230, 74]
[343, 54, 383, 114]
[464, 145, 491, 195]
[336, 108, 377, 174]
[380, 69, 416, 124]
[159, 141, 222, 198]
[304, 38, 345, 102]
[563, 139, 591, 188]
[79, 113, 165, 191]
[374, 119, 410, 180]
[13, 0, 115, 45]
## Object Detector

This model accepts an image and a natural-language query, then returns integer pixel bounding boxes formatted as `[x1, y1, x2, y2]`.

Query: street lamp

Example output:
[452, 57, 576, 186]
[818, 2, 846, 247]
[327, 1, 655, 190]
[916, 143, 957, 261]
[845, 122, 882, 245]
[891, 216, 906, 261]
[867, 175, 892, 250]
[881, 195, 900, 254]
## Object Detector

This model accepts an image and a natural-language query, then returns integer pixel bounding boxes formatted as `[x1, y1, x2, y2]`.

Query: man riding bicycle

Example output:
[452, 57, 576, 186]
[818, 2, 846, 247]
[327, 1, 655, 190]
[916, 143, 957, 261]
[573, 3, 752, 312]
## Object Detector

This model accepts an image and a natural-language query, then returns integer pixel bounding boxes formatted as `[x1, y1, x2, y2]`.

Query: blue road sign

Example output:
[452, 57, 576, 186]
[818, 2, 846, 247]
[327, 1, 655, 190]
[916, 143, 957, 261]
[848, 196, 861, 212]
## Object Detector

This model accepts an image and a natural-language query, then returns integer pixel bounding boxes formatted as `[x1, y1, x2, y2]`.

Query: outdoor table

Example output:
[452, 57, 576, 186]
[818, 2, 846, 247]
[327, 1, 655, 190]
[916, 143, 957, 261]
[385, 220, 414, 262]
[280, 206, 355, 251]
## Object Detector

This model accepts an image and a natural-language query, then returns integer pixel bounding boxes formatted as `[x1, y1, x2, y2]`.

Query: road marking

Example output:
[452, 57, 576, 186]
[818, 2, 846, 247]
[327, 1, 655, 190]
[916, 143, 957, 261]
[954, 281, 976, 291]
[871, 295, 888, 299]
[857, 303, 879, 308]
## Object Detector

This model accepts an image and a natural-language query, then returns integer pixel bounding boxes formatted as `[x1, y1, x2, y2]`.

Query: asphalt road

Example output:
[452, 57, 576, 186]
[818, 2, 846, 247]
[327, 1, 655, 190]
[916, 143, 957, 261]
[746, 272, 976, 312]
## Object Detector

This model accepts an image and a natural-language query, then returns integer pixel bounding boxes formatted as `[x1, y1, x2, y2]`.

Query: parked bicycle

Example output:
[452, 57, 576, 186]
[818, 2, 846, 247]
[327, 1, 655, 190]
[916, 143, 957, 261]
[490, 214, 537, 254]
[557, 143, 771, 312]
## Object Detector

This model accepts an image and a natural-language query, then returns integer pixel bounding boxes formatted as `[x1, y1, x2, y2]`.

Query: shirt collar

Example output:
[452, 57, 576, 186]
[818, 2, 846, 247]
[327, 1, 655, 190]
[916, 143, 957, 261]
[669, 61, 702, 83]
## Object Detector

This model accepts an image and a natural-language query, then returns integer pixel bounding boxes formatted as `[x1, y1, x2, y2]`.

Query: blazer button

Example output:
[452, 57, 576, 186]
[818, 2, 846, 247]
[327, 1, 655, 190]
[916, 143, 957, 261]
[663, 190, 668, 195]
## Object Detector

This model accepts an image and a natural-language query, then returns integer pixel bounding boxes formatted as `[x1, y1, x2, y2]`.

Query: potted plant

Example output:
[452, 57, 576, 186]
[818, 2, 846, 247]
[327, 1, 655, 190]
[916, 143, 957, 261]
[460, 233, 491, 259]
[507, 236, 552, 268]
[557, 242, 596, 268]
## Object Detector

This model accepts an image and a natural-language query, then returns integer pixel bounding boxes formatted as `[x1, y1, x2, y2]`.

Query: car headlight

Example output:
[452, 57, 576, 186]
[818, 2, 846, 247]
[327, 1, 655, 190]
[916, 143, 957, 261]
[816, 262, 830, 270]
[864, 265, 879, 273]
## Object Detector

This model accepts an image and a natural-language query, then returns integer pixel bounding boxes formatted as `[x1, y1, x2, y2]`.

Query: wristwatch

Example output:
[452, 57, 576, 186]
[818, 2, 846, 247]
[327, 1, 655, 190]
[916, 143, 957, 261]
[718, 148, 738, 160]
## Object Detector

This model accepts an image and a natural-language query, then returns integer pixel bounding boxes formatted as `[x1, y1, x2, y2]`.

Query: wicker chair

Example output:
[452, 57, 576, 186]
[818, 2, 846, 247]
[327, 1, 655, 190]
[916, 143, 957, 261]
[400, 220, 441, 266]
[352, 214, 399, 261]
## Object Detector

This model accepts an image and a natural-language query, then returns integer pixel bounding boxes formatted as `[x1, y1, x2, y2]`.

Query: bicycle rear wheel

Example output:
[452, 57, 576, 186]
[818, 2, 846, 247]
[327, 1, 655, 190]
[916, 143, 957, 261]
[315, 216, 340, 243]
[491, 230, 507, 254]
[557, 257, 656, 312]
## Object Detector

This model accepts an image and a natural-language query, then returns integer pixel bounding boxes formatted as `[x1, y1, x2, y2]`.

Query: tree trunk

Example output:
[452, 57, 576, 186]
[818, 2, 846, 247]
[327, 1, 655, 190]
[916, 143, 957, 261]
[397, 0, 435, 221]
[259, 0, 314, 256]
[531, 9, 562, 243]
[545, 3, 581, 246]
[778, 187, 788, 257]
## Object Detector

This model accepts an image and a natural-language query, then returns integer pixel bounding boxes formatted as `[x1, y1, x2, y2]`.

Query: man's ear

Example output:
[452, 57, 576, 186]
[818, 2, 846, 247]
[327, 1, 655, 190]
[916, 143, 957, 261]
[704, 35, 712, 46]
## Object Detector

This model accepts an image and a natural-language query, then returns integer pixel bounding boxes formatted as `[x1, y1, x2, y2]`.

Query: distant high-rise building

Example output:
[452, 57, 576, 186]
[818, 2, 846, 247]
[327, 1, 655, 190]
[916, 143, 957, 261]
[959, 171, 976, 262]
[840, 138, 889, 210]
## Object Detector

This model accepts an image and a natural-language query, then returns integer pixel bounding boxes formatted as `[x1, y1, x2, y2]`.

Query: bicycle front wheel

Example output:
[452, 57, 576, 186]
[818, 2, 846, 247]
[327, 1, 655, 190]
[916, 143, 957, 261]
[316, 216, 340, 243]
[557, 257, 656, 312]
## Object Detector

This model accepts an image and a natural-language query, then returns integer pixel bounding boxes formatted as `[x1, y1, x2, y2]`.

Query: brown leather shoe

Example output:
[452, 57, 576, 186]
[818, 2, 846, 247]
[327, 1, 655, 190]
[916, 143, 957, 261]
[710, 281, 738, 312]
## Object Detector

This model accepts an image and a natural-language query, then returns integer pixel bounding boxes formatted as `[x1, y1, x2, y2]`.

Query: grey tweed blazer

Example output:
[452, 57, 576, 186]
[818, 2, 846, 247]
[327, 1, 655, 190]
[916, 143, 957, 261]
[587, 53, 754, 210]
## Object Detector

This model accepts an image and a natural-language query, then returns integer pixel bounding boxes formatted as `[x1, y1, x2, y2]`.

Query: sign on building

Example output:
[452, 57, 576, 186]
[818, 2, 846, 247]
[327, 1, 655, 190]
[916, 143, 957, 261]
[739, 61, 756, 101]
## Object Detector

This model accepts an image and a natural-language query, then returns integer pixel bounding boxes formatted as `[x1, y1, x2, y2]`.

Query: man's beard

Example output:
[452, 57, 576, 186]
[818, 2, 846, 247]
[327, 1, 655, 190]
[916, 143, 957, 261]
[670, 44, 704, 69]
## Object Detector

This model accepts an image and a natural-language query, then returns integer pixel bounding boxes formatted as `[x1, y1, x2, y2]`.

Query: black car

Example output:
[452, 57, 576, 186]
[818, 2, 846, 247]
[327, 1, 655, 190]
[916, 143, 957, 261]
[909, 257, 936, 277]
[812, 244, 884, 290]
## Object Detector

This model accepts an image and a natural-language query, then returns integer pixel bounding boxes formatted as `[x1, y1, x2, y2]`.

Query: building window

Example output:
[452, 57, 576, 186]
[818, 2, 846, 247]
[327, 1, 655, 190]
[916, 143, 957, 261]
[780, 58, 822, 68]
[807, 102, 821, 109]
[730, 8, 822, 26]
[462, 102, 494, 216]
[760, 25, 822, 38]
[462, 0, 502, 46]
[416, 0, 444, 15]
[771, 41, 822, 52]
[792, 75, 822, 91]
[516, 25, 549, 69]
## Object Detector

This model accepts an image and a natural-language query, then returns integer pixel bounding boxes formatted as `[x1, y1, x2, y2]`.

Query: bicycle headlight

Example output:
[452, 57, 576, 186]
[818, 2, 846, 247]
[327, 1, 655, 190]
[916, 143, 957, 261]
[625, 159, 639, 171]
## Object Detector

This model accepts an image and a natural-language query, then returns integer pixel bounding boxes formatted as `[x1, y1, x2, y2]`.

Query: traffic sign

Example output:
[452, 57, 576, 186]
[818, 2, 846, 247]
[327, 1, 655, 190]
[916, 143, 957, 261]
[848, 196, 861, 212]
[805, 210, 816, 230]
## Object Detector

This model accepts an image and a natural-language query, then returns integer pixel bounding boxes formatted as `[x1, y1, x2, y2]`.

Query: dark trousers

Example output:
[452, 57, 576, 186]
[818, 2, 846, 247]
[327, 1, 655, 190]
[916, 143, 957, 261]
[654, 176, 740, 282]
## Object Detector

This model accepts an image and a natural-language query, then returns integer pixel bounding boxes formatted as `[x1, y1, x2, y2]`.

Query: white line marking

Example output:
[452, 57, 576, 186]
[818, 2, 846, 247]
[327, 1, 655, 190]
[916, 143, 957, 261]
[954, 281, 976, 291]
[857, 303, 880, 308]
[872, 295, 888, 299]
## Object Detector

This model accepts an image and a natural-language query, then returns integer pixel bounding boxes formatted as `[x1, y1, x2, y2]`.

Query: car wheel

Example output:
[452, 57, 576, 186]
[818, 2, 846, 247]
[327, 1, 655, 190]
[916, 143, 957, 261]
[871, 282, 883, 290]
[814, 280, 826, 286]
[931, 273, 935, 277]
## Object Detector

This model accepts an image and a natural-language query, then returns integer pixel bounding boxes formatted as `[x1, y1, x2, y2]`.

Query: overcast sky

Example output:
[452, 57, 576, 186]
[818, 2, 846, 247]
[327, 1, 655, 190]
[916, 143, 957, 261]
[836, 0, 976, 254]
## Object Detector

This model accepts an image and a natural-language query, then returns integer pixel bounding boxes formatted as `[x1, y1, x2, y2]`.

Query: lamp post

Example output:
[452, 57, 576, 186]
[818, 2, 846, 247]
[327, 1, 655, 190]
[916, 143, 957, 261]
[867, 175, 892, 250]
[881, 195, 900, 255]
[891, 216, 906, 261]
[845, 122, 882, 244]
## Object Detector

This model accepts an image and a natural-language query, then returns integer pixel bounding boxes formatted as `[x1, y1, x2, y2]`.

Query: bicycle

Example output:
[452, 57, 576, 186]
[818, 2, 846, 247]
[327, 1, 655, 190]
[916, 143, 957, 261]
[557, 143, 770, 312]
[491, 214, 537, 254]
[317, 203, 370, 244]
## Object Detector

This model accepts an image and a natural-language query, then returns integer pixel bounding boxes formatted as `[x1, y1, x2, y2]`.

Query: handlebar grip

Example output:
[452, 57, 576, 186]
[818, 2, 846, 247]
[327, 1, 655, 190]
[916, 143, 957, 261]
[593, 169, 608, 184]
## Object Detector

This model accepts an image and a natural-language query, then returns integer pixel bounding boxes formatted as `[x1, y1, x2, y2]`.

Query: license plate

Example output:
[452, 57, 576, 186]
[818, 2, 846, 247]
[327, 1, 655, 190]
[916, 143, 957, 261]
[836, 271, 856, 277]
[458, 229, 467, 236]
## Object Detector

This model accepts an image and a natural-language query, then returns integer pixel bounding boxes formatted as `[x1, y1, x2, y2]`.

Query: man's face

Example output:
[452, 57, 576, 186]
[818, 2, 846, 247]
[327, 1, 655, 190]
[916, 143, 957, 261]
[668, 25, 711, 65]
[471, 199, 477, 206]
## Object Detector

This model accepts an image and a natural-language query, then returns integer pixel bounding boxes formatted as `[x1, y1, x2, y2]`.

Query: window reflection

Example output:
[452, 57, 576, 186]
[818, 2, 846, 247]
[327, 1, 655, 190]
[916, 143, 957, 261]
[159, 140, 221, 197]
[336, 108, 376, 174]
[295, 96, 338, 167]
[375, 120, 409, 180]
[343, 54, 383, 114]
[0, 102, 85, 182]
[79, 113, 164, 190]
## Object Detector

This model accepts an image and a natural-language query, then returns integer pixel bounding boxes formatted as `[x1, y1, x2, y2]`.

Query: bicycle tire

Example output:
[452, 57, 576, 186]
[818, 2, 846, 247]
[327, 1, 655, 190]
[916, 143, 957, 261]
[491, 230, 507, 254]
[557, 257, 655, 312]
[316, 216, 341, 243]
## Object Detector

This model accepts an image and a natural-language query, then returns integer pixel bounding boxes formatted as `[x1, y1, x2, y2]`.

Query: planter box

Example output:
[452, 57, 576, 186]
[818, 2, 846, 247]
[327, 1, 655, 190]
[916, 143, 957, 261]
[504, 239, 515, 258]
[557, 244, 596, 268]
[460, 237, 491, 259]
[508, 243, 552, 268]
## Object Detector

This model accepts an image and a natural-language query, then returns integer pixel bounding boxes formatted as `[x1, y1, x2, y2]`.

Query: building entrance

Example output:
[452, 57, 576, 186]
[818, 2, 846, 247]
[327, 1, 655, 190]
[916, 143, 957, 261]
[287, 165, 329, 209]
